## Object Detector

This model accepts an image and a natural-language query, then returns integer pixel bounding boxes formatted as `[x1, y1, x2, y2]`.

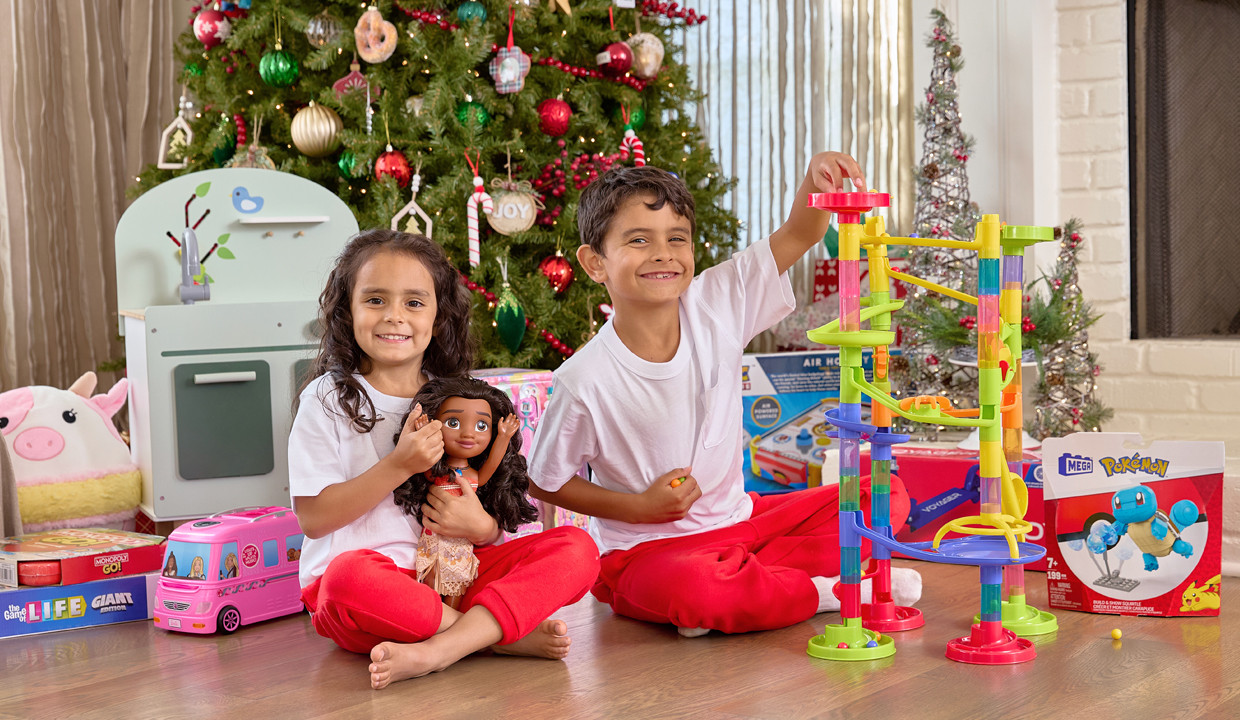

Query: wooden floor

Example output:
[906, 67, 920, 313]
[1, 562, 1235, 720]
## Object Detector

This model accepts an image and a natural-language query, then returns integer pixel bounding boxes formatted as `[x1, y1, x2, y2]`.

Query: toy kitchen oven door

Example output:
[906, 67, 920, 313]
[114, 169, 359, 521]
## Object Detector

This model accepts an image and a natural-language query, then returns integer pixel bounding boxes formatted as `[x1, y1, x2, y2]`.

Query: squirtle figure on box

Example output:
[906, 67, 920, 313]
[1099, 484, 1200, 571]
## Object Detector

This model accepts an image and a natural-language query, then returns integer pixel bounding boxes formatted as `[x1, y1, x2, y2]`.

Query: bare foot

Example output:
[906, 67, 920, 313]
[492, 618, 571, 660]
[368, 641, 449, 689]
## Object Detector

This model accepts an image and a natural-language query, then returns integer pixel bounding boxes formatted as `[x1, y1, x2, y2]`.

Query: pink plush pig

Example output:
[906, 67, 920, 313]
[0, 372, 141, 532]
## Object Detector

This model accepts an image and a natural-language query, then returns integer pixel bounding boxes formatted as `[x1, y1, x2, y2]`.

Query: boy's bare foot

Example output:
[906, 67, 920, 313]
[492, 618, 571, 660]
[368, 641, 449, 689]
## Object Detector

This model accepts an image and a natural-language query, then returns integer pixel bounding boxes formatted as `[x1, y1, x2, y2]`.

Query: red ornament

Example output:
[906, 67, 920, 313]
[193, 8, 232, 49]
[597, 42, 633, 76]
[539, 253, 575, 295]
[375, 147, 411, 188]
[926, 354, 940, 366]
[538, 98, 572, 137]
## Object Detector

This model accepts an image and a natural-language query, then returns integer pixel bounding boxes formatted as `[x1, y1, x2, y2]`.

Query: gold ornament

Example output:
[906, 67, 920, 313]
[627, 32, 665, 79]
[290, 102, 343, 157]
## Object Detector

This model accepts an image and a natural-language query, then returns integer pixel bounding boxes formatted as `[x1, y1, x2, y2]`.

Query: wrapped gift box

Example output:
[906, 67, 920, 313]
[473, 368, 591, 537]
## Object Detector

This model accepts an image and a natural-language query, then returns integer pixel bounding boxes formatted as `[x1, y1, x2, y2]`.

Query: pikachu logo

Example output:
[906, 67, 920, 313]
[1180, 574, 1221, 613]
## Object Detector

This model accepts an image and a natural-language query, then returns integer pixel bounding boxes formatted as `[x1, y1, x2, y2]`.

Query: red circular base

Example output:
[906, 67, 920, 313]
[861, 603, 925, 632]
[945, 624, 1037, 665]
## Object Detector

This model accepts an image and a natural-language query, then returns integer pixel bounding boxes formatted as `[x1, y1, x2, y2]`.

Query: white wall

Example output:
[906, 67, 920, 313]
[913, 0, 1238, 574]
[1051, 0, 1238, 574]
[911, 0, 1059, 272]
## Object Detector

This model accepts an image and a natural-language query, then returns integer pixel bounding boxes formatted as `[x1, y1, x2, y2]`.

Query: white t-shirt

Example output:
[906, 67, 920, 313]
[528, 236, 795, 553]
[288, 373, 421, 587]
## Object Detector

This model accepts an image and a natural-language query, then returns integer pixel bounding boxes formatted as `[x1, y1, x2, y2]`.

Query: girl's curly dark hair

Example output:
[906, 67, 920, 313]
[303, 229, 476, 432]
[392, 377, 539, 533]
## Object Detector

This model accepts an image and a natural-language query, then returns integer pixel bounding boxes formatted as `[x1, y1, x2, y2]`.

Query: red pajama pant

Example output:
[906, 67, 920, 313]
[301, 525, 599, 654]
[592, 478, 910, 633]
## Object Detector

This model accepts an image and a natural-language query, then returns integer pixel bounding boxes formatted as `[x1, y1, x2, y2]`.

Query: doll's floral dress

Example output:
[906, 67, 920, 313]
[415, 467, 480, 598]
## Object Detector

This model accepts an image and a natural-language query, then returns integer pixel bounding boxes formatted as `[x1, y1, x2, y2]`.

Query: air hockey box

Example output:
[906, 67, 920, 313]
[741, 349, 884, 490]
[1042, 433, 1224, 617]
[0, 528, 166, 589]
[883, 445, 1049, 571]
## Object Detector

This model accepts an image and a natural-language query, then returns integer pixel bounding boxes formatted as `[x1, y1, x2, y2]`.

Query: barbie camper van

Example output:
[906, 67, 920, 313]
[153, 507, 304, 634]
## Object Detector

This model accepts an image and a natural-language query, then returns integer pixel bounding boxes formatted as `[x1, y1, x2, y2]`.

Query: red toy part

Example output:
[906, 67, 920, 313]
[17, 560, 62, 587]
[807, 191, 891, 224]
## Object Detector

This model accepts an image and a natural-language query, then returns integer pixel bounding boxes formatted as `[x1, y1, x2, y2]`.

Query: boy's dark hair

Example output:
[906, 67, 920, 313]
[307, 229, 475, 432]
[577, 166, 696, 255]
[392, 377, 539, 532]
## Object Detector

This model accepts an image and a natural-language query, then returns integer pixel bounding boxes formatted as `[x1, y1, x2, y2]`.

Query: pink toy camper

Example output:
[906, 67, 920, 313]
[153, 506, 303, 634]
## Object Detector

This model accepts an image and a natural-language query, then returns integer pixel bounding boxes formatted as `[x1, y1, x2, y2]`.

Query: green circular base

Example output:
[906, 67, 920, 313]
[807, 624, 896, 661]
[974, 601, 1059, 637]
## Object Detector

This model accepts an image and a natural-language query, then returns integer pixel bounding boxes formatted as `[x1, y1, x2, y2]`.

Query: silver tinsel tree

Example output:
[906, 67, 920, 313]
[1027, 219, 1114, 438]
[891, 8, 982, 433]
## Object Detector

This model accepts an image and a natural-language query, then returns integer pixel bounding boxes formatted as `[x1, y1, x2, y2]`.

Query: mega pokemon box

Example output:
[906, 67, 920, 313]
[1043, 433, 1224, 617]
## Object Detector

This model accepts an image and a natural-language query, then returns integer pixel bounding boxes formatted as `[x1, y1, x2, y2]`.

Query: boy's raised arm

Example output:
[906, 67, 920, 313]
[769, 151, 866, 275]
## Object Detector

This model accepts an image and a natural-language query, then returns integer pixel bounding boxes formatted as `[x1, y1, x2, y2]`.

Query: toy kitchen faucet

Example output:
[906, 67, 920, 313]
[179, 227, 211, 305]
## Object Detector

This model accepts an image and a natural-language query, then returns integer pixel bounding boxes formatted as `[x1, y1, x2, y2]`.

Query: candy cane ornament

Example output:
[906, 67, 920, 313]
[464, 151, 493, 267]
[619, 106, 646, 166]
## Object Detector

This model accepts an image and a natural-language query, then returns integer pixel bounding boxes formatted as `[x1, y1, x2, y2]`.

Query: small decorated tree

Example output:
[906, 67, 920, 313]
[891, 8, 982, 424]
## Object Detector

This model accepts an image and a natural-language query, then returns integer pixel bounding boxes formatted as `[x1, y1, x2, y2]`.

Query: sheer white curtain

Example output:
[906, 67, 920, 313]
[0, 1, 188, 390]
[682, 0, 913, 350]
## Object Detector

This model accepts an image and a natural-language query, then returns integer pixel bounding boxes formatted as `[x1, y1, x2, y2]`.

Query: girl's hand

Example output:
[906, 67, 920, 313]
[422, 477, 500, 545]
[809, 151, 866, 193]
[631, 466, 701, 524]
[391, 403, 444, 476]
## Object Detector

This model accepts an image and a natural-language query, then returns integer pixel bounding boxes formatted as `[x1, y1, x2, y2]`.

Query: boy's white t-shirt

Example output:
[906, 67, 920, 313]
[528, 235, 795, 553]
[288, 373, 421, 587]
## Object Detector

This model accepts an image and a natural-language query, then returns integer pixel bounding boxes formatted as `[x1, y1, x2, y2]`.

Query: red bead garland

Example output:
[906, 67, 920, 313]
[460, 271, 573, 357]
[641, 1, 707, 25]
[396, 4, 461, 31]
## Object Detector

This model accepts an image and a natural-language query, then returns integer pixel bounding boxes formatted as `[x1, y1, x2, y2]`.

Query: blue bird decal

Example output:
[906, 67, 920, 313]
[231, 186, 264, 214]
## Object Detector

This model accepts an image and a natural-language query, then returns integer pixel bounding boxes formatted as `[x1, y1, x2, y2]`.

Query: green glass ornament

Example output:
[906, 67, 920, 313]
[456, 100, 491, 128]
[337, 150, 357, 178]
[457, 1, 487, 23]
[212, 135, 238, 167]
[184, 62, 204, 77]
[259, 46, 300, 88]
[494, 281, 526, 353]
[612, 104, 646, 131]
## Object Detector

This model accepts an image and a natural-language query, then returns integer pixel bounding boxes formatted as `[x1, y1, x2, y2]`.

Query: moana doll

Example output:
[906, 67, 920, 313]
[393, 377, 540, 606]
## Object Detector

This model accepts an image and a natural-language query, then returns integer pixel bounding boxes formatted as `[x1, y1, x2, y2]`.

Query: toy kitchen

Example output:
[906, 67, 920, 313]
[114, 168, 358, 521]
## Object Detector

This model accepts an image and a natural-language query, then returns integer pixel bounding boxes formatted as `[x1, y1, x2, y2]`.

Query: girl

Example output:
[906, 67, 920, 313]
[394, 377, 541, 607]
[289, 229, 599, 689]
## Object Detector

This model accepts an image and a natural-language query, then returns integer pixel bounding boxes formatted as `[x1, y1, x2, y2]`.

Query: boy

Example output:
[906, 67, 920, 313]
[528, 156, 919, 636]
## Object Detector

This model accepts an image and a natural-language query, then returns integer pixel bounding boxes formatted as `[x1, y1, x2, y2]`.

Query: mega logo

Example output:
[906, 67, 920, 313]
[1098, 453, 1169, 478]
[1057, 453, 1093, 476]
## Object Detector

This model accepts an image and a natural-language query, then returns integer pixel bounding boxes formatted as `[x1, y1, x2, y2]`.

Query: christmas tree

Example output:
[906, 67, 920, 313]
[1026, 219, 1113, 438]
[133, 0, 736, 369]
[890, 7, 982, 430]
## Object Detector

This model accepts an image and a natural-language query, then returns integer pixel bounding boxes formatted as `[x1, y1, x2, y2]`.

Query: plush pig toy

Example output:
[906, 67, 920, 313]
[0, 372, 141, 532]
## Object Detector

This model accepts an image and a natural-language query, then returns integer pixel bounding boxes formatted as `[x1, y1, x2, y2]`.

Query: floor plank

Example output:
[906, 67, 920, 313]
[0, 562, 1233, 720]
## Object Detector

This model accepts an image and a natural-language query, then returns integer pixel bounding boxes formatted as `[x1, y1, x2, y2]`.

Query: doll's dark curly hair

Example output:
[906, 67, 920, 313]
[303, 229, 475, 432]
[392, 377, 539, 533]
